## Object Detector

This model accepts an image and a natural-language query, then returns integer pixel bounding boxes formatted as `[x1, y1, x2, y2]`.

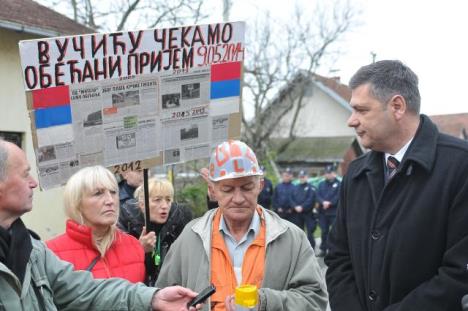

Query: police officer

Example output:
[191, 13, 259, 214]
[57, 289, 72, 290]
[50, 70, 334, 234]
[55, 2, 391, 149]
[257, 166, 273, 209]
[316, 165, 340, 257]
[272, 168, 294, 220]
[290, 170, 317, 249]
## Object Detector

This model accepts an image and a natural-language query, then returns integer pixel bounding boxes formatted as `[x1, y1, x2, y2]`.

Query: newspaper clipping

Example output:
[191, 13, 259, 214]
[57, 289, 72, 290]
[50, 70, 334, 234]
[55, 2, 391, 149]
[19, 22, 244, 189]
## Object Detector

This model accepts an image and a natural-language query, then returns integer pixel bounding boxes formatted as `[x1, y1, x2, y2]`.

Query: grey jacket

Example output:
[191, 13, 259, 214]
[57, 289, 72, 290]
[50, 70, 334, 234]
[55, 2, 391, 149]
[0, 237, 155, 310]
[156, 207, 328, 311]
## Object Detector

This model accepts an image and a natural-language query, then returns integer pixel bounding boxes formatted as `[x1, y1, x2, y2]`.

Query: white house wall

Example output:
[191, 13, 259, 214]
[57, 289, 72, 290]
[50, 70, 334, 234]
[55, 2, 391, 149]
[273, 82, 355, 138]
[0, 28, 65, 239]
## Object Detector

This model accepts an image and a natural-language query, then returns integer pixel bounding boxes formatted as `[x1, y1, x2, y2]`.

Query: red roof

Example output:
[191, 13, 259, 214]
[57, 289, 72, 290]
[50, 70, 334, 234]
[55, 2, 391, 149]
[429, 113, 468, 139]
[313, 74, 351, 102]
[0, 0, 93, 36]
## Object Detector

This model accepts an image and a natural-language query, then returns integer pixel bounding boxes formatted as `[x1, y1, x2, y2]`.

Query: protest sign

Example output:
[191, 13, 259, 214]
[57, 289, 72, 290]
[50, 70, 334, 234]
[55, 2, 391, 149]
[19, 22, 244, 189]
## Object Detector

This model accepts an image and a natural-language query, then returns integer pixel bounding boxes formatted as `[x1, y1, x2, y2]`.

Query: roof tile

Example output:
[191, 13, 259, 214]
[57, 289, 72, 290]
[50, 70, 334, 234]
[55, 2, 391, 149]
[429, 113, 468, 139]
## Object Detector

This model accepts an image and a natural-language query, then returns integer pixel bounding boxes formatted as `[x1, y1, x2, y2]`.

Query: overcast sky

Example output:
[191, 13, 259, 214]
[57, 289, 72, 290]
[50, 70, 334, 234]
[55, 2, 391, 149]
[41, 0, 468, 116]
[227, 0, 468, 116]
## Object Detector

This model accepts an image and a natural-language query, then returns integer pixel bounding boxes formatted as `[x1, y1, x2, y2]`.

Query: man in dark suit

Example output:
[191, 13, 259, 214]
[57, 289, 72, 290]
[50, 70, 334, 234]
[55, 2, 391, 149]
[326, 60, 468, 311]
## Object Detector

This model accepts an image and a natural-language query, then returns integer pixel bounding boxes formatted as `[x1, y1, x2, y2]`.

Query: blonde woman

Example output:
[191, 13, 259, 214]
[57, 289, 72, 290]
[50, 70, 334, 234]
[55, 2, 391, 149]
[47, 166, 145, 283]
[118, 178, 192, 285]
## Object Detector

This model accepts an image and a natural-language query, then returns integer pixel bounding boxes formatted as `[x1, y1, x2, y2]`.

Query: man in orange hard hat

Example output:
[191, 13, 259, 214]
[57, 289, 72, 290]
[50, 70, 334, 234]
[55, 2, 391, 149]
[156, 140, 328, 310]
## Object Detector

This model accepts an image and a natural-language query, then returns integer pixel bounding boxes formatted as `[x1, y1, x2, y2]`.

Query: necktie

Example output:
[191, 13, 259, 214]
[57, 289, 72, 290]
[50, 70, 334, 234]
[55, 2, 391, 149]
[386, 156, 399, 182]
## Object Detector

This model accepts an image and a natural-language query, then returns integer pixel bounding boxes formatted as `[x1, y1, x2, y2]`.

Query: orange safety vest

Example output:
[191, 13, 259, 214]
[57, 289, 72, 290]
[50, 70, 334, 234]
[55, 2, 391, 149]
[210, 208, 265, 311]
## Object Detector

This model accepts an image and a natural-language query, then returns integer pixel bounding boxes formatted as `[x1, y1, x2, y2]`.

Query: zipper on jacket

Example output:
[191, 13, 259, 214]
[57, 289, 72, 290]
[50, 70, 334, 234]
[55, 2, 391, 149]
[102, 257, 111, 278]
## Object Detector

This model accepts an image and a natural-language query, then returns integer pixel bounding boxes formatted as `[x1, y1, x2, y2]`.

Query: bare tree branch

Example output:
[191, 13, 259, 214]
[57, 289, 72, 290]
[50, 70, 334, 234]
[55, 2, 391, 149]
[70, 0, 78, 21]
[38, 0, 208, 31]
[242, 0, 360, 160]
[36, 0, 359, 165]
[116, 0, 141, 31]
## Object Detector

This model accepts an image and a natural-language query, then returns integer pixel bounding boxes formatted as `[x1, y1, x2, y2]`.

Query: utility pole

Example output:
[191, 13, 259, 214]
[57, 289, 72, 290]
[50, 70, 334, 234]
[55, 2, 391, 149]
[371, 51, 377, 63]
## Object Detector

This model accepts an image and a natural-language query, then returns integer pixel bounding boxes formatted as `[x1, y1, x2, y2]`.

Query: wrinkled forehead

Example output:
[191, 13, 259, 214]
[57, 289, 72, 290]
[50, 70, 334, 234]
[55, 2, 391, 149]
[125, 170, 143, 179]
[4, 143, 29, 174]
[350, 83, 383, 106]
[215, 175, 260, 187]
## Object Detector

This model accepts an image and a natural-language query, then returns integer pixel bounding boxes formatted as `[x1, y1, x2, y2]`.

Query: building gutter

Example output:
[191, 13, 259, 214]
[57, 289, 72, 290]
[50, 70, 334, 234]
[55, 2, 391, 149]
[0, 19, 60, 37]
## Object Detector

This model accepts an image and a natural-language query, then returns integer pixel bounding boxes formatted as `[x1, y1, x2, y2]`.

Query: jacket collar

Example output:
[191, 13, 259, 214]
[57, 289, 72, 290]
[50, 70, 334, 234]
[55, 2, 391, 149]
[65, 219, 95, 248]
[0, 235, 42, 295]
[352, 114, 439, 179]
[191, 206, 288, 256]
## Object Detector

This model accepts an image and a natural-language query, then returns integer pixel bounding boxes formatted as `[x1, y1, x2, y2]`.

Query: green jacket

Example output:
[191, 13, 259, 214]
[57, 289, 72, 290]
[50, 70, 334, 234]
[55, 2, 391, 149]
[156, 207, 328, 311]
[0, 237, 156, 310]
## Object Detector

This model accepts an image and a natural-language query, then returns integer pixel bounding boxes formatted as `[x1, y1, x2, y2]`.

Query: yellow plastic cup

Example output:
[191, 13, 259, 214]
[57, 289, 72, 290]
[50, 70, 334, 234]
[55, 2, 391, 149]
[235, 284, 258, 308]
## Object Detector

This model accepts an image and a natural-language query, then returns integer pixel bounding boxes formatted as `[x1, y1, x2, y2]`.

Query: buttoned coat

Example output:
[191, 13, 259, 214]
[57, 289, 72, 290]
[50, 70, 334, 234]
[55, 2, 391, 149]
[326, 115, 468, 311]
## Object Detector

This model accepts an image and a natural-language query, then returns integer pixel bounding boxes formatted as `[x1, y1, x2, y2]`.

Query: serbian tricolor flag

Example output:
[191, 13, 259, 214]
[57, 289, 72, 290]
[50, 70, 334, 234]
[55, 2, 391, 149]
[210, 61, 241, 99]
[210, 61, 241, 116]
[32, 85, 72, 129]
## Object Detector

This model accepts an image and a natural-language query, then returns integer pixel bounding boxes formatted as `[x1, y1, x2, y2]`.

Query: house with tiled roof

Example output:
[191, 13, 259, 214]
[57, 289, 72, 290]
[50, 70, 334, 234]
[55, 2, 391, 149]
[270, 71, 362, 176]
[0, 0, 93, 36]
[0, 0, 92, 238]
[269, 70, 468, 177]
[429, 113, 468, 140]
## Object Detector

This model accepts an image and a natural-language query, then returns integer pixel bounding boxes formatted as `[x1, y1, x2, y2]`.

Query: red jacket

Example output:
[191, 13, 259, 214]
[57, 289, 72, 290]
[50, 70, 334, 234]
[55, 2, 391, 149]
[47, 220, 145, 283]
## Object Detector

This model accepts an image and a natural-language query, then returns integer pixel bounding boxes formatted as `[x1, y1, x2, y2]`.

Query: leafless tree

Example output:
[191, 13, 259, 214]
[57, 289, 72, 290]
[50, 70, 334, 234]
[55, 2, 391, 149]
[242, 1, 360, 161]
[37, 0, 358, 167]
[37, 0, 207, 31]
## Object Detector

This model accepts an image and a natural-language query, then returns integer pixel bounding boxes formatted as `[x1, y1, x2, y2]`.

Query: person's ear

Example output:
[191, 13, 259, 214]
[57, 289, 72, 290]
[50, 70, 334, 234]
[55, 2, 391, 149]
[208, 183, 217, 201]
[389, 94, 407, 120]
[259, 178, 264, 191]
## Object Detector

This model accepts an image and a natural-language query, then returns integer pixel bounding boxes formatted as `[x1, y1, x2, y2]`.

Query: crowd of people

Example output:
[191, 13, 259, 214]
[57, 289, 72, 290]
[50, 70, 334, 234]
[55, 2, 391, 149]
[2, 59, 468, 310]
[0, 139, 201, 311]
[271, 165, 341, 256]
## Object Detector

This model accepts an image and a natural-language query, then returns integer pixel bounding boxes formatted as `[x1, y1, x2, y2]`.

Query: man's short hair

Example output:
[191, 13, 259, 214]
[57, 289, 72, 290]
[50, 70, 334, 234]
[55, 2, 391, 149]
[0, 139, 9, 181]
[349, 60, 421, 114]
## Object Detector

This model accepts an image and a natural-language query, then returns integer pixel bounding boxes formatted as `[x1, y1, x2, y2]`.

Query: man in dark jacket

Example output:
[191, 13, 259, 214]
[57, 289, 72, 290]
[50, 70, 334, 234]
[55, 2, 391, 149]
[258, 174, 273, 209]
[290, 170, 317, 249]
[316, 165, 340, 256]
[272, 168, 294, 220]
[325, 60, 468, 311]
[118, 170, 143, 206]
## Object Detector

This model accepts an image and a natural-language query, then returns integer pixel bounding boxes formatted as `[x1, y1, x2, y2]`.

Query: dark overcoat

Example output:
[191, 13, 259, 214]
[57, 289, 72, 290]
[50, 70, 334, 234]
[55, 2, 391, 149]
[326, 115, 468, 311]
